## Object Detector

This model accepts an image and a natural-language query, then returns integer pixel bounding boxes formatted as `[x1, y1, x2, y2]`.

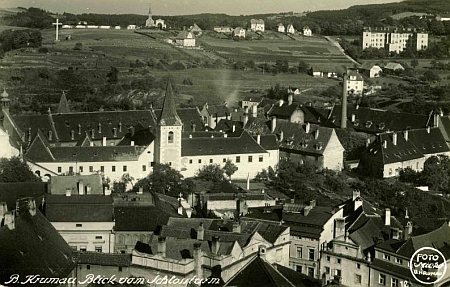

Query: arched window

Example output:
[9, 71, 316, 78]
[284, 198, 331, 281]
[168, 131, 174, 143]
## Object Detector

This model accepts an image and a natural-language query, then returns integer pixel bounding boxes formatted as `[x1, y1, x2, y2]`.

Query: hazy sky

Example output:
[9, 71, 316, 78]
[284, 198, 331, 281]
[0, 0, 402, 15]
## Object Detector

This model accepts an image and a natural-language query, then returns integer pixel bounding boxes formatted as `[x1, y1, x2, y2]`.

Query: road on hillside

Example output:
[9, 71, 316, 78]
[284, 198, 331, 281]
[324, 36, 360, 66]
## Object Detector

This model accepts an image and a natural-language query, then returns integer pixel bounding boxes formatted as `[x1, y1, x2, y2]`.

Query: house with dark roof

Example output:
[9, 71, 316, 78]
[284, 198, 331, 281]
[346, 70, 364, 95]
[233, 27, 246, 38]
[0, 198, 76, 286]
[173, 30, 195, 47]
[370, 223, 450, 287]
[0, 182, 47, 212]
[359, 127, 450, 178]
[223, 251, 320, 287]
[277, 23, 285, 33]
[287, 24, 296, 35]
[320, 190, 407, 286]
[360, 62, 383, 78]
[130, 218, 290, 283]
[50, 174, 103, 195]
[241, 96, 262, 110]
[199, 103, 230, 129]
[281, 199, 344, 279]
[45, 194, 115, 253]
[113, 192, 185, 253]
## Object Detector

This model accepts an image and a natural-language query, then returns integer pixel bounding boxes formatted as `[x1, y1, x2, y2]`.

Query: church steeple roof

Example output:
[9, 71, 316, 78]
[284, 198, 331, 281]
[158, 81, 182, 126]
[57, 91, 70, 114]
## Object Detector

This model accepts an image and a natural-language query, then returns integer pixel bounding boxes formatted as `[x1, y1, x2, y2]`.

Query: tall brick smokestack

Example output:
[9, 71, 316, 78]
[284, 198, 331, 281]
[341, 73, 348, 129]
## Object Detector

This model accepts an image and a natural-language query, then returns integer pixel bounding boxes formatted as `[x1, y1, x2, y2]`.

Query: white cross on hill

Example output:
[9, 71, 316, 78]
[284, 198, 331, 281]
[52, 18, 63, 41]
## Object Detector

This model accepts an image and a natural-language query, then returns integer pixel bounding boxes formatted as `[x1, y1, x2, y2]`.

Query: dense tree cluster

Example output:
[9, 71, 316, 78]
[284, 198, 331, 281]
[7, 8, 53, 29]
[0, 157, 41, 182]
[0, 29, 42, 53]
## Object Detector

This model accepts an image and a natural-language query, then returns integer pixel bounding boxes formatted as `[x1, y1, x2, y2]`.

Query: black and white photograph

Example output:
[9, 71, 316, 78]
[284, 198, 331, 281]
[0, 0, 449, 286]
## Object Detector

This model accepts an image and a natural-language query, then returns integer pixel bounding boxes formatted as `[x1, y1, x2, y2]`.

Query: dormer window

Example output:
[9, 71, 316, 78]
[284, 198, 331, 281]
[378, 122, 385, 130]
[168, 131, 174, 143]
[365, 121, 372, 128]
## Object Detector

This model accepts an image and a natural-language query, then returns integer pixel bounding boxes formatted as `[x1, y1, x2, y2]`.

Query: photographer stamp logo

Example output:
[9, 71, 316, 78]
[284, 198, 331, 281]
[410, 247, 447, 284]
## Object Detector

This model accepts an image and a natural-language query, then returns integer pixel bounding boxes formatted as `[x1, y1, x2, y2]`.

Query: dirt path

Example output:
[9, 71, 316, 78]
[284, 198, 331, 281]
[324, 36, 360, 66]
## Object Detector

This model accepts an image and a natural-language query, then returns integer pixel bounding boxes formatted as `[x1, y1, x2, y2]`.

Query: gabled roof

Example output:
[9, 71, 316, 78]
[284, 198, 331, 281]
[396, 223, 450, 258]
[362, 132, 423, 165]
[251, 19, 265, 24]
[268, 102, 302, 120]
[205, 104, 229, 118]
[0, 209, 75, 285]
[158, 82, 182, 126]
[45, 194, 114, 222]
[283, 206, 335, 227]
[181, 130, 267, 156]
[13, 110, 157, 143]
[274, 121, 334, 156]
[25, 129, 55, 162]
[224, 255, 296, 287]
[50, 174, 103, 194]
[320, 105, 430, 133]
[176, 30, 194, 39]
[384, 62, 405, 70]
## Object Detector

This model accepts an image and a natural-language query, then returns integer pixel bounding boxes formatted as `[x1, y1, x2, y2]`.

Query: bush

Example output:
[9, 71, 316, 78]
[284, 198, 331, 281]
[73, 42, 83, 50]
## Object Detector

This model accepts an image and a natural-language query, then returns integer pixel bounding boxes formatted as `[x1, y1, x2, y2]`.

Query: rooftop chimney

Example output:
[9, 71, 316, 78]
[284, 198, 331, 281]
[341, 73, 348, 128]
[65, 188, 71, 197]
[178, 200, 183, 215]
[427, 126, 431, 133]
[288, 94, 293, 105]
[271, 117, 276, 133]
[354, 197, 363, 211]
[86, 185, 92, 194]
[211, 236, 220, 255]
[4, 212, 15, 230]
[193, 243, 203, 279]
[186, 208, 192, 218]
[256, 134, 261, 145]
[113, 127, 117, 137]
[244, 114, 249, 127]
[309, 199, 316, 208]
[232, 221, 241, 233]
[78, 124, 82, 134]
[224, 134, 228, 138]
[392, 133, 397, 146]
[314, 129, 320, 139]
[305, 122, 310, 133]
[158, 236, 166, 257]
[385, 208, 391, 226]
[118, 122, 122, 132]
[279, 99, 284, 107]
[48, 130, 53, 141]
[279, 131, 284, 142]
[131, 140, 135, 147]
[232, 125, 236, 133]
[303, 205, 312, 216]
[246, 173, 250, 190]
[405, 222, 413, 240]
[197, 222, 204, 240]
[351, 114, 356, 123]
[0, 202, 7, 219]
[433, 113, 439, 128]
[404, 130, 409, 141]
[383, 140, 387, 149]
[192, 123, 196, 132]
[98, 123, 102, 133]
[252, 105, 257, 117]
[71, 130, 75, 140]
[78, 180, 84, 195]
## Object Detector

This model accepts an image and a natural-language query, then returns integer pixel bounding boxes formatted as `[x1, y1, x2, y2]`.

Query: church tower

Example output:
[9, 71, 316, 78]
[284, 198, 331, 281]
[154, 81, 183, 170]
[57, 91, 70, 114]
[145, 4, 155, 27]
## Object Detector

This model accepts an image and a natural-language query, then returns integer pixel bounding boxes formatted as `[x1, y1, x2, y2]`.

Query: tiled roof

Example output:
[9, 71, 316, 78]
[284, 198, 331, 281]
[370, 258, 414, 280]
[114, 204, 179, 231]
[251, 19, 264, 24]
[176, 30, 193, 39]
[441, 116, 450, 140]
[13, 110, 157, 144]
[50, 174, 103, 194]
[283, 206, 334, 226]
[224, 255, 295, 287]
[160, 225, 251, 248]
[206, 105, 229, 118]
[74, 251, 131, 266]
[408, 128, 449, 155]
[45, 194, 114, 222]
[0, 210, 76, 285]
[274, 120, 334, 156]
[181, 130, 267, 156]
[269, 103, 301, 120]
[0, 182, 48, 211]
[317, 105, 430, 133]
[396, 223, 450, 258]
[146, 236, 211, 259]
[165, 218, 287, 245]
[275, 264, 322, 287]
[384, 62, 404, 70]
[117, 125, 155, 146]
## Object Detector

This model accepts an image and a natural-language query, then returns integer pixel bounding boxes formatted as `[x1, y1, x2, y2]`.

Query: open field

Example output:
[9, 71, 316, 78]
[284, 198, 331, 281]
[0, 27, 345, 108]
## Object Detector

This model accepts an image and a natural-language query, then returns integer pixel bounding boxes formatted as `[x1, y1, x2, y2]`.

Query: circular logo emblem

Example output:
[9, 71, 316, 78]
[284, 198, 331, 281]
[410, 247, 447, 284]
